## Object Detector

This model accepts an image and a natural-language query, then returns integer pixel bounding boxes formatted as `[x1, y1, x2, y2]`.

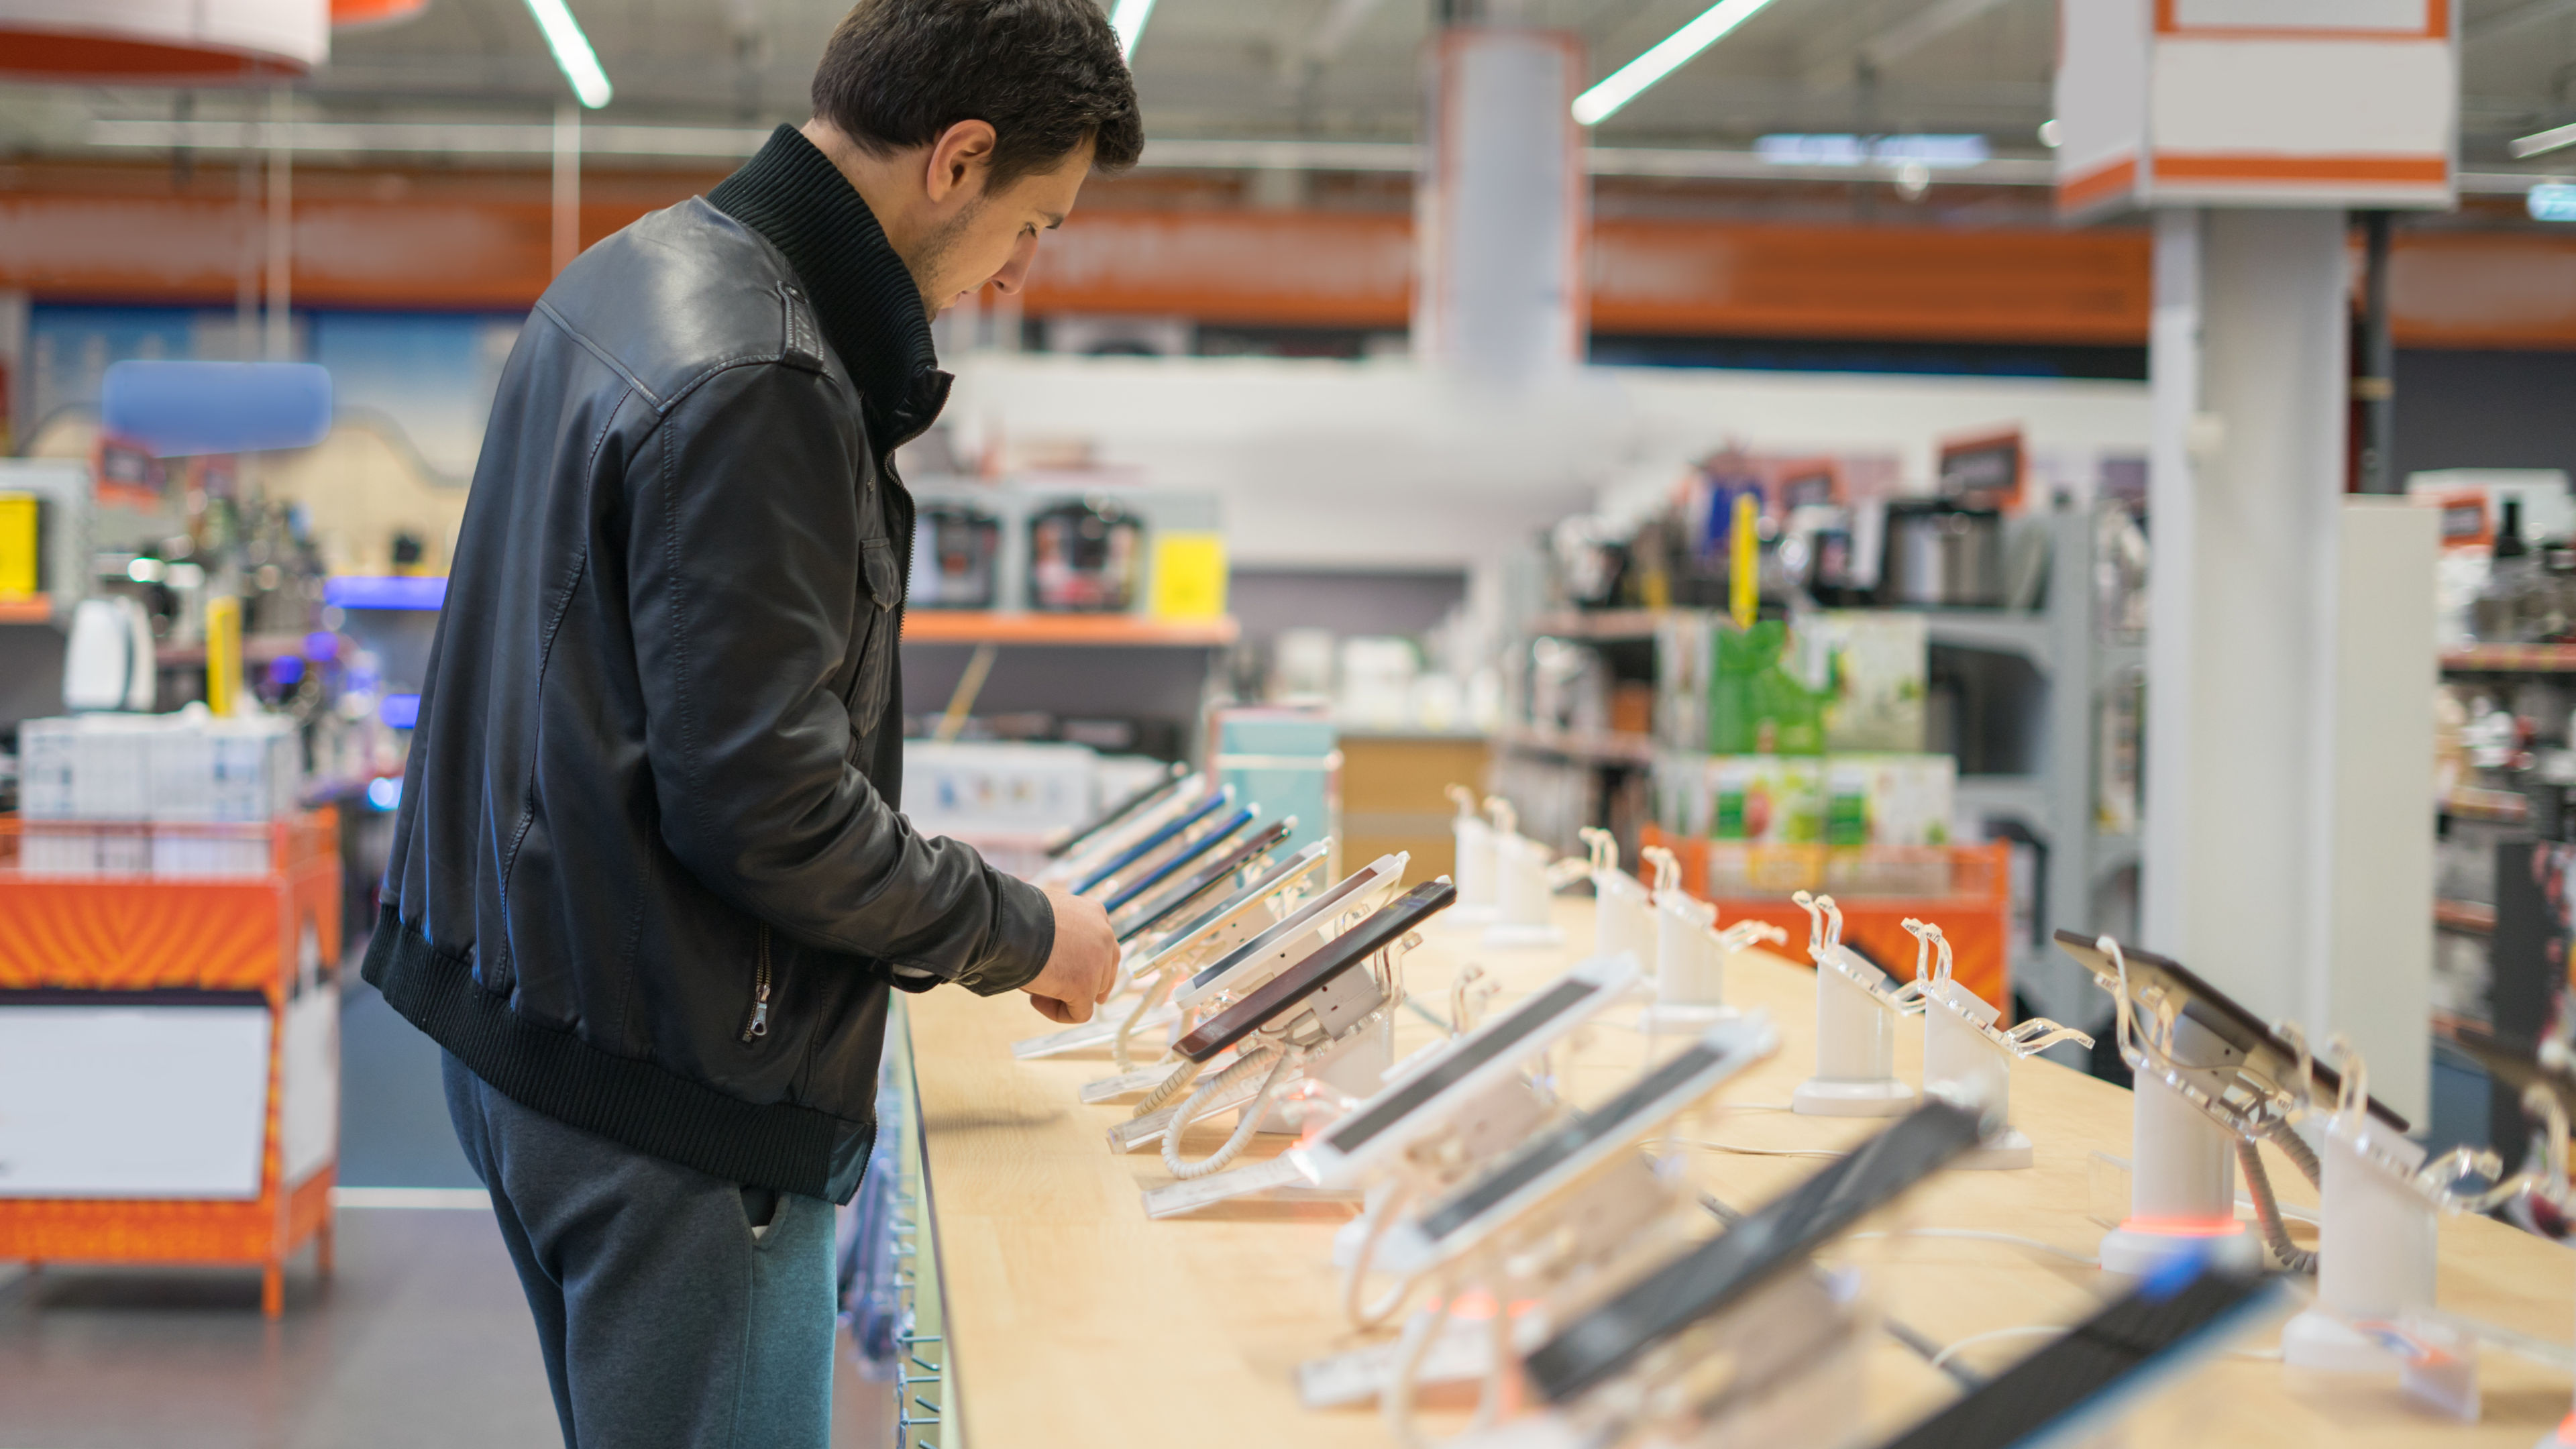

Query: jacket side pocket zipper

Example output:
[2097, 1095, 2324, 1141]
[743, 925, 772, 1042]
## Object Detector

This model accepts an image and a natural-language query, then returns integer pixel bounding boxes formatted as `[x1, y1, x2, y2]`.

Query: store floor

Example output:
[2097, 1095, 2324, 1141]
[0, 981, 894, 1449]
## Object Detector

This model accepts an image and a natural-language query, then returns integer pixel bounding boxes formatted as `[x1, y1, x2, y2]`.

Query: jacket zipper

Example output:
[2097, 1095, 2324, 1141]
[742, 924, 772, 1042]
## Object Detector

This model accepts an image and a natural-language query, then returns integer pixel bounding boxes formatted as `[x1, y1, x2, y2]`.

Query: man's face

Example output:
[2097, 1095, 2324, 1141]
[910, 140, 1093, 316]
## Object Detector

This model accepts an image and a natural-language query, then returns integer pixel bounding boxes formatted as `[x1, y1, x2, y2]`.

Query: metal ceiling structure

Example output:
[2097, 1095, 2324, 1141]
[1, 0, 2573, 178]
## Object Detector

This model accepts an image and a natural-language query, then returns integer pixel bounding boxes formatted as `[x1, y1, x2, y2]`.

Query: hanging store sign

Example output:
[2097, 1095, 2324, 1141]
[2055, 0, 2456, 215]
[0, 1, 328, 80]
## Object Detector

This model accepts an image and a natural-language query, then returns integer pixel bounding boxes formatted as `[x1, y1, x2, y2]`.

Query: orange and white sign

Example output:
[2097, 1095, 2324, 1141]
[2057, 0, 2455, 215]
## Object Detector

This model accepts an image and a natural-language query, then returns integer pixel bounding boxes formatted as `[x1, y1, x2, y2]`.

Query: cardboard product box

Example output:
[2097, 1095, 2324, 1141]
[71, 715, 163, 822]
[1807, 610, 1927, 753]
[1653, 752, 1712, 837]
[1822, 754, 1955, 848]
[1707, 755, 1824, 845]
[18, 716, 79, 820]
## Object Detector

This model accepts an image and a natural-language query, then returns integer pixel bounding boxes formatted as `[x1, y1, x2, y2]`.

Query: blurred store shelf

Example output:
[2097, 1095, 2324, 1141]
[1493, 720, 1657, 767]
[901, 612, 1238, 647]
[2443, 643, 2576, 673]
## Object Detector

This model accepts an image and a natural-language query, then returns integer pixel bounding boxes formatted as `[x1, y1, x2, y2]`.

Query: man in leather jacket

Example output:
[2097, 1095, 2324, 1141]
[360, 3, 1142, 1443]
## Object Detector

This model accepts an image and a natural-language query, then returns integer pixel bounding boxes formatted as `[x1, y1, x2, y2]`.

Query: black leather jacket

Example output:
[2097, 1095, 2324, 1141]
[364, 127, 1054, 1203]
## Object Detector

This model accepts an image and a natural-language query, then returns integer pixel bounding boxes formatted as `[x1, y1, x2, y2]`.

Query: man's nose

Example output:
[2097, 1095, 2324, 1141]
[987, 232, 1042, 296]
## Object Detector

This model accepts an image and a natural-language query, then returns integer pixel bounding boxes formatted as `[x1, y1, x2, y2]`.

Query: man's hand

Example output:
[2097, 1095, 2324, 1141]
[1022, 885, 1119, 1024]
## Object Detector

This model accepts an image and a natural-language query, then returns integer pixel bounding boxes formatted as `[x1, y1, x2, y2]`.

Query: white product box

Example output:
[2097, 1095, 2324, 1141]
[900, 741, 1097, 840]
[1822, 754, 1956, 848]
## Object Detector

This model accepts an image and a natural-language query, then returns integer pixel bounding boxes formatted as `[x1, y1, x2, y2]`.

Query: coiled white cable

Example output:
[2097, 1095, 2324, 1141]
[1161, 1045, 1300, 1179]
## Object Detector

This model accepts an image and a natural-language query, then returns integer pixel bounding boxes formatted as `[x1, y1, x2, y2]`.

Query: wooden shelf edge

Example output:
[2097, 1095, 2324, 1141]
[0, 595, 54, 625]
[1495, 721, 1658, 765]
[2444, 644, 2576, 673]
[2435, 898, 2498, 936]
[900, 611, 1238, 647]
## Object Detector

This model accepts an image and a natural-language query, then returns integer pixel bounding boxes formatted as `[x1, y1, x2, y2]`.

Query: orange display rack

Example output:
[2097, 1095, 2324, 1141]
[0, 809, 343, 1318]
[1638, 825, 2014, 1012]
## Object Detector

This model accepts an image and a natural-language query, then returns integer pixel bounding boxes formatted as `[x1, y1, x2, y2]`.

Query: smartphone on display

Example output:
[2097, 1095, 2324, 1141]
[1129, 842, 1330, 973]
[1045, 763, 1187, 859]
[1047, 772, 1206, 883]
[1868, 1263, 2281, 1449]
[1386, 1014, 1779, 1271]
[1101, 806, 1257, 914]
[1173, 880, 1458, 1062]
[2051, 931, 2408, 1132]
[1115, 818, 1295, 943]
[1171, 853, 1409, 1012]
[1073, 791, 1230, 896]
[1294, 953, 1642, 1189]
[1523, 1099, 1984, 1405]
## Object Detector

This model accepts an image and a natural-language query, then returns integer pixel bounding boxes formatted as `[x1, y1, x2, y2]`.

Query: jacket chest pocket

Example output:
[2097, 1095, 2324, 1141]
[843, 537, 904, 749]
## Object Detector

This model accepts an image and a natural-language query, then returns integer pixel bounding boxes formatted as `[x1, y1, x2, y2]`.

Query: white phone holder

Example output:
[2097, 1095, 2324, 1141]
[1789, 892, 1917, 1118]
[1582, 828, 1653, 968]
[1903, 918, 2091, 1170]
[1448, 784, 1498, 925]
[2088, 936, 2265, 1278]
[2279, 1035, 2441, 1373]
[1129, 928, 1428, 1218]
[1483, 797, 1564, 949]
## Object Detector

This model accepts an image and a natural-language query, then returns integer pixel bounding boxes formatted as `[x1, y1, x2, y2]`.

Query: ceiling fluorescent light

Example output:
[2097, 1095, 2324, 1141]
[2514, 120, 2576, 160]
[525, 0, 612, 109]
[1110, 0, 1158, 60]
[1572, 0, 1779, 127]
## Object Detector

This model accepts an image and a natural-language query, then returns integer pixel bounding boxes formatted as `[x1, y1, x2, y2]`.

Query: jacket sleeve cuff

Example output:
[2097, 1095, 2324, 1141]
[959, 872, 1053, 998]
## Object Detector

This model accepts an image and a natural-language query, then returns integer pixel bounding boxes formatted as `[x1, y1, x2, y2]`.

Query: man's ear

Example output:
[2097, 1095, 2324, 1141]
[923, 119, 1000, 207]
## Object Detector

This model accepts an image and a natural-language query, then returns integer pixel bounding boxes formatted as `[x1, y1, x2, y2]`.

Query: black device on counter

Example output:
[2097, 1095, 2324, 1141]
[1523, 1099, 1984, 1405]
[1174, 880, 1456, 1062]
[1045, 764, 1190, 860]
[1870, 1263, 2278, 1449]
[2051, 930, 2409, 1133]
[1116, 818, 1296, 943]
[1073, 792, 1228, 896]
[1102, 806, 1255, 914]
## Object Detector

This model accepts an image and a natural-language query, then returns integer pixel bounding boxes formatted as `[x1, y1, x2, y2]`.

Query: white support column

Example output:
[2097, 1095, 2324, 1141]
[2141, 209, 2200, 957]
[552, 102, 582, 277]
[2141, 208, 2432, 1124]
[1411, 24, 1585, 384]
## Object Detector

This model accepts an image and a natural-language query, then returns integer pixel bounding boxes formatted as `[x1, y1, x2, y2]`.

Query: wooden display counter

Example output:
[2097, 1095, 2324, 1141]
[904, 896, 2576, 1449]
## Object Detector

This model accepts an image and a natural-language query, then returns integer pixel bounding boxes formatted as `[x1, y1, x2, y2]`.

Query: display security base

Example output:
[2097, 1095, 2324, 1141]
[1636, 1002, 1739, 1032]
[1142, 1156, 1361, 1220]
[2096, 1221, 2263, 1278]
[1295, 1315, 1501, 1409]
[2281, 1307, 2406, 1375]
[1951, 1127, 2035, 1171]
[1482, 921, 1565, 949]
[1792, 1076, 1916, 1117]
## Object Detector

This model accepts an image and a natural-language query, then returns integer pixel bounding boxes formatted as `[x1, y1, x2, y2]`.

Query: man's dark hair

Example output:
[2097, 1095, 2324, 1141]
[812, 0, 1144, 189]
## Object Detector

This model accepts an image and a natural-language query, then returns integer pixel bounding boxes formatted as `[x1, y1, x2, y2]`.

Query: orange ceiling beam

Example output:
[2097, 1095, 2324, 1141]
[0, 166, 2571, 348]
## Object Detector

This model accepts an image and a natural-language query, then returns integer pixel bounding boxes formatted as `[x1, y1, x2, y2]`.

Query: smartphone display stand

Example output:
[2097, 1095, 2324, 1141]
[1482, 797, 1563, 949]
[1010, 844, 1327, 1066]
[1789, 892, 1917, 1117]
[1033, 768, 1200, 888]
[2084, 936, 2265, 1278]
[1135, 925, 1435, 1219]
[1581, 828, 1653, 968]
[1504, 1269, 1867, 1449]
[1904, 918, 2091, 1170]
[2272, 1037, 2440, 1373]
[1362, 1016, 1782, 1439]
[1446, 784, 1498, 926]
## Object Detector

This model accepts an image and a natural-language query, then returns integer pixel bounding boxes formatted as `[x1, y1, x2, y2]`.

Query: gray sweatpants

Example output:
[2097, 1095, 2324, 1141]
[442, 1053, 837, 1449]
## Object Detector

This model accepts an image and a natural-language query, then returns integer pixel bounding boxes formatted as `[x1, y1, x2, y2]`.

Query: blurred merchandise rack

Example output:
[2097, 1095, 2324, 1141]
[0, 809, 343, 1318]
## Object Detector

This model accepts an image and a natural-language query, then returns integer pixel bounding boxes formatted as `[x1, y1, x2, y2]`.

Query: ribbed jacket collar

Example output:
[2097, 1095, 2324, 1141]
[708, 125, 947, 443]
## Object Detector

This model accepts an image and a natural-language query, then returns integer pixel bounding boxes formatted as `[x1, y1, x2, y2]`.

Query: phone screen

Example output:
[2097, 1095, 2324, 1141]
[1185, 860, 1393, 994]
[1141, 844, 1327, 962]
[1417, 1031, 1753, 1246]
[1326, 977, 1599, 1153]
[1117, 820, 1291, 938]
[1176, 880, 1455, 1061]
[1525, 1100, 1982, 1404]
[1872, 1266, 2275, 1449]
